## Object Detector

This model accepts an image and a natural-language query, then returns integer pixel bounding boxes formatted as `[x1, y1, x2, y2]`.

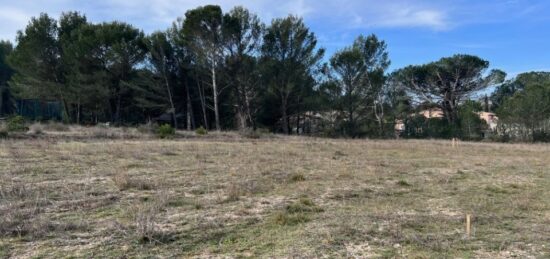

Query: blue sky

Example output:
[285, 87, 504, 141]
[1, 0, 549, 77]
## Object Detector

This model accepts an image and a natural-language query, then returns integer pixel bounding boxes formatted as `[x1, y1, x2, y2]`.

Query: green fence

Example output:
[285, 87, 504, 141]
[16, 99, 62, 121]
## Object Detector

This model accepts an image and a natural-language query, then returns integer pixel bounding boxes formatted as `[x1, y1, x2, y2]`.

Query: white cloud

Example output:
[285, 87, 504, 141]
[368, 7, 448, 30]
[0, 0, 547, 42]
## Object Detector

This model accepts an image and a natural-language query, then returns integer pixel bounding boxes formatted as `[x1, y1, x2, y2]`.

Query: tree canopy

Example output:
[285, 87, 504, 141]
[394, 55, 505, 125]
[1, 6, 548, 141]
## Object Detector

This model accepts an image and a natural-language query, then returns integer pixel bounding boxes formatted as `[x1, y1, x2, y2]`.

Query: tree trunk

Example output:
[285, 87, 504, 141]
[0, 85, 4, 116]
[162, 68, 177, 129]
[62, 99, 71, 123]
[115, 94, 121, 125]
[76, 98, 81, 125]
[244, 92, 254, 130]
[296, 113, 301, 135]
[186, 81, 192, 131]
[281, 97, 289, 135]
[196, 78, 208, 129]
[211, 65, 220, 131]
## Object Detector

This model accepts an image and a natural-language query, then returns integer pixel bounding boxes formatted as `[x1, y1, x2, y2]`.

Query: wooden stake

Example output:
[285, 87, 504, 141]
[466, 214, 471, 237]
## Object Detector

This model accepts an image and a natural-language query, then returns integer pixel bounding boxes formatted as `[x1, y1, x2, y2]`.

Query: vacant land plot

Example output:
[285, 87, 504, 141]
[1, 133, 549, 258]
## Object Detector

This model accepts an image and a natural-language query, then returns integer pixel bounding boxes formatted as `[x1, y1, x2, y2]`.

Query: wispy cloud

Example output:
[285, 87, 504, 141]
[0, 0, 453, 41]
[0, 0, 548, 40]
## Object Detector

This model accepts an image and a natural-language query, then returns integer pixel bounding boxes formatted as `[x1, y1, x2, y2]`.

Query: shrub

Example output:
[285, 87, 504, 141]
[113, 172, 155, 191]
[289, 173, 306, 182]
[397, 179, 411, 187]
[225, 183, 243, 202]
[274, 198, 323, 226]
[157, 124, 175, 139]
[6, 116, 27, 132]
[131, 194, 168, 243]
[195, 126, 208, 135]
[285, 198, 323, 213]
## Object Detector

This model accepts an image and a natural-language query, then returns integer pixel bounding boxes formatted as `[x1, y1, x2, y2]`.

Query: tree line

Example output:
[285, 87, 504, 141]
[0, 5, 549, 140]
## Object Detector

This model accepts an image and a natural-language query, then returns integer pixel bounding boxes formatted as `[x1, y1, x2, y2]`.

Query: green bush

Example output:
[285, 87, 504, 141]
[289, 173, 306, 182]
[274, 198, 323, 226]
[156, 124, 175, 139]
[6, 116, 27, 132]
[195, 126, 208, 135]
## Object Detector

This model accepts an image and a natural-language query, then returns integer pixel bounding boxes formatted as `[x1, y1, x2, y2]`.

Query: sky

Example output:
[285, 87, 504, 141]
[1, 0, 549, 77]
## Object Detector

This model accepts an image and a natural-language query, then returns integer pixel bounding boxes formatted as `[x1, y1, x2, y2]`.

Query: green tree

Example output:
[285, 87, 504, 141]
[491, 72, 550, 110]
[9, 12, 89, 122]
[168, 18, 196, 130]
[141, 31, 179, 128]
[184, 5, 225, 131]
[458, 100, 486, 140]
[394, 55, 505, 127]
[261, 15, 324, 134]
[498, 83, 550, 141]
[327, 34, 390, 137]
[0, 41, 14, 116]
[94, 22, 147, 123]
[8, 14, 65, 109]
[223, 6, 263, 130]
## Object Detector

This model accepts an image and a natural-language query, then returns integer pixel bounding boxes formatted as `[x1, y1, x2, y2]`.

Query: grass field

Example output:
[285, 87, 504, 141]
[1, 130, 549, 258]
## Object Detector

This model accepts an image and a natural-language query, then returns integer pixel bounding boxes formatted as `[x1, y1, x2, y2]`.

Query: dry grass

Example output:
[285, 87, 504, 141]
[0, 132, 549, 258]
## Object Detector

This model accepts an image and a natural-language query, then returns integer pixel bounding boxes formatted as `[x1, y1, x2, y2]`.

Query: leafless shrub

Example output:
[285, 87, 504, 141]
[131, 193, 169, 243]
[223, 179, 273, 202]
[289, 173, 306, 182]
[112, 172, 156, 191]
[0, 187, 62, 240]
[0, 181, 33, 200]
[225, 183, 244, 202]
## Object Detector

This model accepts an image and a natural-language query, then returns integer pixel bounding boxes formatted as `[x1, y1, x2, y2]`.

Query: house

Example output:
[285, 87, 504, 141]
[16, 99, 63, 121]
[152, 113, 184, 128]
[477, 111, 498, 131]
[418, 108, 445, 119]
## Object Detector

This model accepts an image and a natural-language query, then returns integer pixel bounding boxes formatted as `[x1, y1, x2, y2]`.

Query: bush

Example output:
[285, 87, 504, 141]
[274, 198, 323, 226]
[289, 173, 306, 182]
[195, 126, 208, 135]
[113, 172, 155, 191]
[157, 124, 175, 139]
[6, 116, 27, 132]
